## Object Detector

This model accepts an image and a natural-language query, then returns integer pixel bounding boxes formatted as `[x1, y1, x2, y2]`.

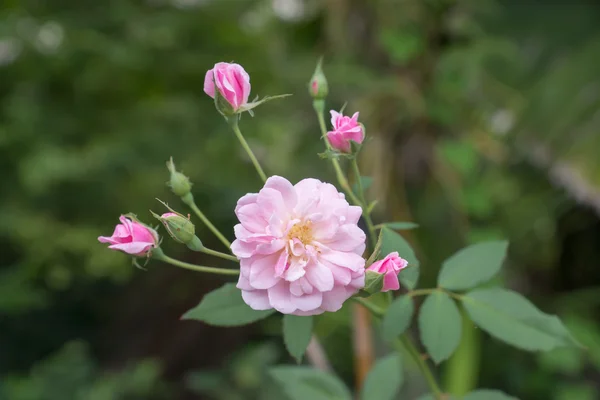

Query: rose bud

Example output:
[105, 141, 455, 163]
[166, 158, 192, 198]
[203, 62, 251, 115]
[152, 211, 202, 251]
[326, 110, 365, 153]
[366, 252, 408, 292]
[308, 58, 328, 100]
[98, 216, 158, 256]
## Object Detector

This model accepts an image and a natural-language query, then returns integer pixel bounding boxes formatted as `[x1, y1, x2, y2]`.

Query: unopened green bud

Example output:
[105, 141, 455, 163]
[355, 270, 384, 298]
[152, 211, 200, 250]
[166, 157, 192, 197]
[309, 58, 329, 100]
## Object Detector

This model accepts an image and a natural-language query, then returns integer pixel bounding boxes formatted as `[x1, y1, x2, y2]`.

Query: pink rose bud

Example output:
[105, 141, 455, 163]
[308, 58, 328, 100]
[98, 216, 158, 256]
[203, 62, 251, 113]
[366, 252, 408, 292]
[326, 110, 364, 153]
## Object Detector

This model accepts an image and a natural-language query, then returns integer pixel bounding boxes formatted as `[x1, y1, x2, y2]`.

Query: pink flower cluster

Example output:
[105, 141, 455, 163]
[231, 176, 366, 315]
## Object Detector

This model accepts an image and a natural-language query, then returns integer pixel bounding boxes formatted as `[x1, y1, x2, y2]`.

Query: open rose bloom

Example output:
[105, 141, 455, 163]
[203, 62, 251, 112]
[232, 176, 366, 315]
[98, 216, 158, 256]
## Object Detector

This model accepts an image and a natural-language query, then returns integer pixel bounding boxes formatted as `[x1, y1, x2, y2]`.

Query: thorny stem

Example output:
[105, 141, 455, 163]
[354, 297, 444, 400]
[229, 117, 267, 183]
[152, 248, 239, 276]
[181, 193, 232, 251]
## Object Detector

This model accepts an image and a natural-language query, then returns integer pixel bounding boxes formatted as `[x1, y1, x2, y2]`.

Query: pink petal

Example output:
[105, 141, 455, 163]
[268, 282, 297, 314]
[264, 176, 297, 209]
[130, 222, 156, 244]
[241, 289, 272, 310]
[322, 224, 366, 251]
[320, 286, 352, 312]
[329, 110, 341, 127]
[108, 241, 153, 256]
[249, 252, 281, 289]
[203, 69, 216, 98]
[235, 193, 258, 213]
[237, 203, 267, 233]
[382, 271, 400, 292]
[291, 291, 323, 312]
[319, 248, 365, 272]
[305, 262, 334, 292]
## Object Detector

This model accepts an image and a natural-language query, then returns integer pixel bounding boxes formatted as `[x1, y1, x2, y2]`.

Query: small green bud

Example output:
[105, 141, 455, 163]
[355, 270, 385, 298]
[166, 157, 192, 197]
[152, 211, 198, 247]
[309, 57, 329, 100]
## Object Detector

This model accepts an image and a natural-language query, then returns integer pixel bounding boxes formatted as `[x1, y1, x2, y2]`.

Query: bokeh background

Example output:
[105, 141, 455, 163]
[2, 0, 600, 399]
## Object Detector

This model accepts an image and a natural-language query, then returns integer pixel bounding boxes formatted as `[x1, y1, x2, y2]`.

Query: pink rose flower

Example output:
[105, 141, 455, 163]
[203, 62, 251, 111]
[367, 252, 408, 292]
[231, 176, 367, 315]
[98, 216, 159, 256]
[326, 110, 364, 153]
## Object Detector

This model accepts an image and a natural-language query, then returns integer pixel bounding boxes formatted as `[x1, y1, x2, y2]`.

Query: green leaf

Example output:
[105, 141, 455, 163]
[352, 176, 373, 195]
[464, 389, 519, 400]
[399, 265, 419, 290]
[360, 354, 403, 400]
[380, 222, 419, 230]
[418, 292, 462, 364]
[283, 315, 313, 363]
[382, 295, 414, 341]
[182, 283, 275, 327]
[438, 241, 508, 290]
[269, 366, 352, 400]
[462, 288, 580, 351]
[416, 396, 458, 400]
[380, 228, 419, 289]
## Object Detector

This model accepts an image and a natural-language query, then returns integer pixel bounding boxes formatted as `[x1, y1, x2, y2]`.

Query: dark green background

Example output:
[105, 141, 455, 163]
[1, 0, 599, 398]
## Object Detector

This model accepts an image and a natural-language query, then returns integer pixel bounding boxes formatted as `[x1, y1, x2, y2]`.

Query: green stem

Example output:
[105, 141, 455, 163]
[152, 248, 239, 276]
[351, 158, 378, 248]
[408, 288, 438, 297]
[398, 335, 444, 400]
[229, 117, 267, 183]
[354, 296, 444, 400]
[352, 297, 385, 317]
[313, 101, 362, 207]
[181, 193, 232, 251]
[408, 287, 463, 301]
[200, 247, 239, 262]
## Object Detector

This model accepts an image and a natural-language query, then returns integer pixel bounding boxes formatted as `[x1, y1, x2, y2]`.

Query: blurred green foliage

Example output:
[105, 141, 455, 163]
[1, 0, 600, 398]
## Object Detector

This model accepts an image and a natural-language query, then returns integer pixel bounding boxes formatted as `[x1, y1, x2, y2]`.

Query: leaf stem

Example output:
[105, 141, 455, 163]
[352, 297, 384, 317]
[229, 117, 267, 183]
[181, 193, 232, 251]
[408, 287, 463, 301]
[351, 158, 378, 248]
[152, 248, 239, 276]
[199, 247, 239, 262]
[397, 335, 444, 400]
